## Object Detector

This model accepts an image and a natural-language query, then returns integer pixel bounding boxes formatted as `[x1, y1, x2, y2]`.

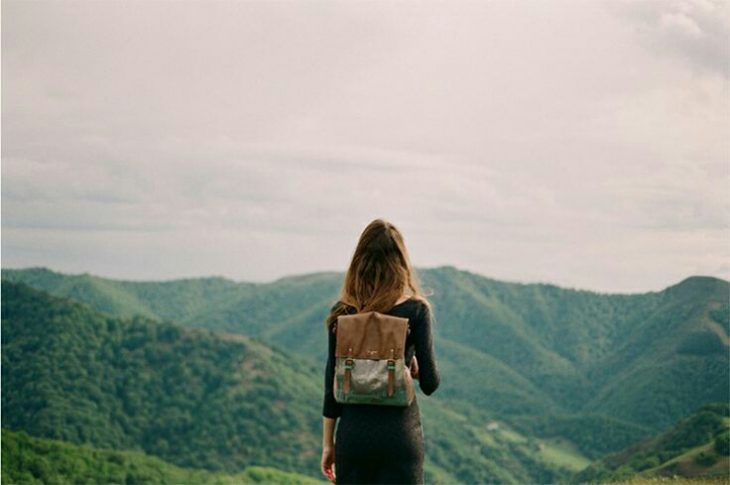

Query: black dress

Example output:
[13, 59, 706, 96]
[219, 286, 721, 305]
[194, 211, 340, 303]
[322, 298, 441, 485]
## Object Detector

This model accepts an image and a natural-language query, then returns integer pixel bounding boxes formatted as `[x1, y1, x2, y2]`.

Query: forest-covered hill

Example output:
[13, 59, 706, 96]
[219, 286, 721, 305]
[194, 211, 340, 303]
[575, 402, 730, 483]
[2, 280, 585, 484]
[1, 428, 325, 485]
[1, 280, 324, 475]
[2, 266, 728, 483]
[5, 266, 727, 433]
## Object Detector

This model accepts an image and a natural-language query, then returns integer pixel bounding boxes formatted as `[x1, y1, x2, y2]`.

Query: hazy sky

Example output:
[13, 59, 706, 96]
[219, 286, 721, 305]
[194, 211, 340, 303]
[2, 0, 728, 293]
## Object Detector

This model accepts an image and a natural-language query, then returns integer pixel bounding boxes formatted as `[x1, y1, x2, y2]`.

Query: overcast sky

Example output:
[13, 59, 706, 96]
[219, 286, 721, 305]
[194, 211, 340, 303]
[2, 0, 728, 293]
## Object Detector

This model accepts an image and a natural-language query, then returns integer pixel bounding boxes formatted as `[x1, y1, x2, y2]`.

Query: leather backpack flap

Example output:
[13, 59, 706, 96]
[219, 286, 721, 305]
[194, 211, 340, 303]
[335, 311, 409, 359]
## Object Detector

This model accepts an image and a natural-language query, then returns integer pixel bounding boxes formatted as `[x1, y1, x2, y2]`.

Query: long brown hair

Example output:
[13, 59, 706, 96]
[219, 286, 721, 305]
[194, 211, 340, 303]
[325, 218, 432, 330]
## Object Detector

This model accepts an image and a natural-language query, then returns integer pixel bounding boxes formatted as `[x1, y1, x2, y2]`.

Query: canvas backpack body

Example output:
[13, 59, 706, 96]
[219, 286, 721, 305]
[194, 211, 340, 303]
[333, 310, 415, 406]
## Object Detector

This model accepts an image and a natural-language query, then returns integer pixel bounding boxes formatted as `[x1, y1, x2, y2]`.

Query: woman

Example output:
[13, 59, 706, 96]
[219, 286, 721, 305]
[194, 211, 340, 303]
[321, 218, 441, 484]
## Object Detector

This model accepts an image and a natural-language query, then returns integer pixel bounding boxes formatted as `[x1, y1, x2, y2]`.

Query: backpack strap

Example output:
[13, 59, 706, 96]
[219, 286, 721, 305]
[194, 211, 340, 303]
[386, 348, 396, 397]
[343, 347, 354, 396]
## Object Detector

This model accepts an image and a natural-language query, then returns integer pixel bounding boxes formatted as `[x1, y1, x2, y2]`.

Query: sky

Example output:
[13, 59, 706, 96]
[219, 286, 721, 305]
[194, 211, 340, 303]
[2, 0, 728, 294]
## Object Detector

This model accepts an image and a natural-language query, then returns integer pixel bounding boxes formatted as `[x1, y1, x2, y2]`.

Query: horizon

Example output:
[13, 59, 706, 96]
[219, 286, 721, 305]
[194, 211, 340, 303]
[2, 263, 727, 296]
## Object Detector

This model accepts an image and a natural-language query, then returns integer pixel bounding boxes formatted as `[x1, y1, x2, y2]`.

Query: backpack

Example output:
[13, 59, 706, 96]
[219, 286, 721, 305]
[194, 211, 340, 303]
[333, 310, 415, 406]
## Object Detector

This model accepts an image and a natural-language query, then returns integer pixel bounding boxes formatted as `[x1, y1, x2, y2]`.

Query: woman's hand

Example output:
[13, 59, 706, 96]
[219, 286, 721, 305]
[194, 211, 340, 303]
[321, 444, 336, 483]
[409, 355, 419, 380]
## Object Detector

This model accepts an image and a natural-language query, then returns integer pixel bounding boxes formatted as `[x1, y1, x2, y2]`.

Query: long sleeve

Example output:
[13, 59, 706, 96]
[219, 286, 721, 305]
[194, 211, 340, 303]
[414, 303, 440, 395]
[323, 320, 343, 419]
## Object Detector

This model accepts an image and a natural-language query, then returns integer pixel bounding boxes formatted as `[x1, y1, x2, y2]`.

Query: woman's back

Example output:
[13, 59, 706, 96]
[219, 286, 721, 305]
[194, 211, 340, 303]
[323, 297, 440, 484]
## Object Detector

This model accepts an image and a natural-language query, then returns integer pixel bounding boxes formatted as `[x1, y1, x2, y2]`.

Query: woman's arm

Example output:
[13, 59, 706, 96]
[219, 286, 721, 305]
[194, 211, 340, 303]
[414, 303, 440, 395]
[322, 321, 343, 418]
[322, 416, 337, 447]
[321, 308, 342, 483]
[321, 417, 336, 483]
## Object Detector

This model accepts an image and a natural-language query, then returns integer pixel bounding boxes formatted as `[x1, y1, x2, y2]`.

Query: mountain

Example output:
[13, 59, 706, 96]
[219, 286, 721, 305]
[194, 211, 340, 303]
[574, 402, 730, 483]
[2, 265, 728, 481]
[1, 281, 324, 477]
[5, 267, 727, 431]
[1, 428, 325, 485]
[2, 280, 584, 484]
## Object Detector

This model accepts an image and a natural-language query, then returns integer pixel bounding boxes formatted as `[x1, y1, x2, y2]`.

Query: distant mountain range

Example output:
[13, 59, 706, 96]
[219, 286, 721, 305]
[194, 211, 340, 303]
[2, 266, 728, 484]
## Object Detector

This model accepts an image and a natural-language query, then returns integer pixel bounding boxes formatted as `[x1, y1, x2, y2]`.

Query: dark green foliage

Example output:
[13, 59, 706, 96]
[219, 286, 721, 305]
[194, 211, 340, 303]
[713, 429, 730, 455]
[657, 404, 730, 453]
[509, 413, 652, 459]
[676, 331, 727, 355]
[575, 402, 730, 483]
[694, 451, 718, 467]
[1, 281, 323, 478]
[1, 428, 325, 484]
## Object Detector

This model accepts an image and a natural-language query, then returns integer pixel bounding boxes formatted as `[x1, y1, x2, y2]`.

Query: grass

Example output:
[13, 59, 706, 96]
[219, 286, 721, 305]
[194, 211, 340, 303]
[604, 477, 729, 485]
[537, 437, 592, 472]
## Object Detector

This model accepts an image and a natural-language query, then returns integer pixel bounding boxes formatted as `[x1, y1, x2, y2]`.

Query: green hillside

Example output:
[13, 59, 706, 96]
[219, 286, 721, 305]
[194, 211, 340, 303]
[1, 280, 586, 484]
[575, 402, 730, 483]
[507, 413, 653, 461]
[605, 477, 730, 485]
[5, 266, 727, 458]
[1, 428, 325, 485]
[1, 281, 324, 477]
[0, 266, 338, 338]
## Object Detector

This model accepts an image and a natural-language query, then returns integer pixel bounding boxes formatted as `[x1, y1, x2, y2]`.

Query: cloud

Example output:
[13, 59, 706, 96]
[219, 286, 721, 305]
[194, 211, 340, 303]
[608, 0, 730, 77]
[1, 0, 728, 292]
